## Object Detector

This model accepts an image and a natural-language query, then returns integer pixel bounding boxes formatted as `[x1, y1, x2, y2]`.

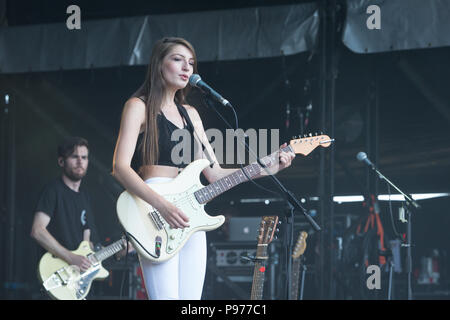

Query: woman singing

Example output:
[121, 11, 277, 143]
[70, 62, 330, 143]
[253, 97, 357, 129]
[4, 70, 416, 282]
[112, 37, 295, 300]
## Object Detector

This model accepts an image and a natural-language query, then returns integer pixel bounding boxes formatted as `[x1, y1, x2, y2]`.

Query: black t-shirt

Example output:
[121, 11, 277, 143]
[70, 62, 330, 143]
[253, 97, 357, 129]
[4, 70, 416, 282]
[35, 177, 95, 251]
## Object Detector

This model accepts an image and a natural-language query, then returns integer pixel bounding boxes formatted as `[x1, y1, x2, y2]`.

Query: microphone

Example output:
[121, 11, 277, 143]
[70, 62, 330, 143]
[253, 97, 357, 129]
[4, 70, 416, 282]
[357, 151, 420, 210]
[189, 74, 231, 107]
[356, 152, 375, 168]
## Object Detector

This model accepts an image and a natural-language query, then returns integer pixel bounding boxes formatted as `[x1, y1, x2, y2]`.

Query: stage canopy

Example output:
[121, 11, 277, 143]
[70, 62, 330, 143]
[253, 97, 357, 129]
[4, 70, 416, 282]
[343, 0, 450, 53]
[0, 3, 319, 73]
[2, 0, 450, 74]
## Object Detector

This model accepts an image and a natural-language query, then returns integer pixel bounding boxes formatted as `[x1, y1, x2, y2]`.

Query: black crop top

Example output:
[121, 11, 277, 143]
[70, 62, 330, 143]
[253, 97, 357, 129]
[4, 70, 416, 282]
[130, 98, 195, 172]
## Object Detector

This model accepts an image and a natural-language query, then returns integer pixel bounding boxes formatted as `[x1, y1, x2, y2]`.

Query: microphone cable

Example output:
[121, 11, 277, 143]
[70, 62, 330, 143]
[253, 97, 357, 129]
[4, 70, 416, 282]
[200, 95, 284, 199]
[386, 183, 403, 241]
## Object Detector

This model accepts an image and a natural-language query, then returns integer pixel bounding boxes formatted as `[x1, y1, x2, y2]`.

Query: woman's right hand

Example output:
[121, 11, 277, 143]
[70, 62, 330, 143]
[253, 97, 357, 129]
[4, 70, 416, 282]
[156, 199, 190, 229]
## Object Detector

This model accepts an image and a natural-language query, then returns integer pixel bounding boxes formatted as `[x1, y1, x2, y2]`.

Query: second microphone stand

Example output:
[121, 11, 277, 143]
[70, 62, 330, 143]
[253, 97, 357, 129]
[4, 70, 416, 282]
[366, 161, 420, 300]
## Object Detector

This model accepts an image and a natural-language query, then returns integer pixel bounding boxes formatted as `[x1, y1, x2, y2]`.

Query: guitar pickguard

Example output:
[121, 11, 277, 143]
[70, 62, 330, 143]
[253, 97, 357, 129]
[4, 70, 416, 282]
[75, 268, 100, 299]
[162, 185, 210, 254]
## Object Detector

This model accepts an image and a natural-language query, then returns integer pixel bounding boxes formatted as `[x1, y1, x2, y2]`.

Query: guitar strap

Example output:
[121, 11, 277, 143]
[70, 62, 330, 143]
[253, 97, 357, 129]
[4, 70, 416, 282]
[176, 103, 215, 168]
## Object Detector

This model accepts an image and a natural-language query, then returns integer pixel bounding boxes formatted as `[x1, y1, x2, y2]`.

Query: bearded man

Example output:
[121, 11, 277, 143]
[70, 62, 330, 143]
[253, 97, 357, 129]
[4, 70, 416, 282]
[31, 137, 96, 272]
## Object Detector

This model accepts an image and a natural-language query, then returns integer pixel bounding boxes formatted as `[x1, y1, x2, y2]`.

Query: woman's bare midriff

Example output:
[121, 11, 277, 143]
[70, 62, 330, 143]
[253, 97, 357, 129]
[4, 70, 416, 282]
[140, 165, 181, 180]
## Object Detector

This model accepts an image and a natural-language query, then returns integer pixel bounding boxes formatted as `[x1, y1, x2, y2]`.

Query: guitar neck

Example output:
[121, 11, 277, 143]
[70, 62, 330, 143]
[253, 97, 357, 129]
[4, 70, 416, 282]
[289, 258, 302, 300]
[195, 145, 293, 204]
[250, 244, 269, 300]
[92, 239, 125, 262]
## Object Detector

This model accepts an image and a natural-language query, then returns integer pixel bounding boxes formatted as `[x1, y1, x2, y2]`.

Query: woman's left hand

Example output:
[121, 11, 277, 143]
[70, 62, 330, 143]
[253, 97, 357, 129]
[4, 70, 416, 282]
[260, 143, 296, 176]
[277, 143, 296, 172]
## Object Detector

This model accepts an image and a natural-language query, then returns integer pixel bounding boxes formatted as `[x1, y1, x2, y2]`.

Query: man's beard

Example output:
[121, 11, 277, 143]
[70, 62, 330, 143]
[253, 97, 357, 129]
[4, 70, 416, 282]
[64, 167, 87, 182]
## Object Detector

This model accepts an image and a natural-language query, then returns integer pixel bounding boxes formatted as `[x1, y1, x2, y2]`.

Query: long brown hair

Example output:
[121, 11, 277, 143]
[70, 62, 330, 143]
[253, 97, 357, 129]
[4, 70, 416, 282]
[133, 37, 198, 168]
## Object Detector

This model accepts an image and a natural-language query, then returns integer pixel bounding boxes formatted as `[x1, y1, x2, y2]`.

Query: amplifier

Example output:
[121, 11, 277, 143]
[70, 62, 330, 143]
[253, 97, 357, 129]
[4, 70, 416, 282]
[215, 248, 257, 267]
[209, 241, 257, 267]
[205, 240, 282, 300]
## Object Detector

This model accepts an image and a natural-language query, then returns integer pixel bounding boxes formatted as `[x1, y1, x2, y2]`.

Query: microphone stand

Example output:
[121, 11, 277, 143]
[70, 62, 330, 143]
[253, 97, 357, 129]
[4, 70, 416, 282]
[365, 162, 420, 300]
[202, 97, 321, 300]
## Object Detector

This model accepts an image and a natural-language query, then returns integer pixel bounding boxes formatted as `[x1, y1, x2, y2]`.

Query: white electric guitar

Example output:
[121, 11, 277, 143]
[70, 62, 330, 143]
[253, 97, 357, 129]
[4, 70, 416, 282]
[117, 134, 333, 263]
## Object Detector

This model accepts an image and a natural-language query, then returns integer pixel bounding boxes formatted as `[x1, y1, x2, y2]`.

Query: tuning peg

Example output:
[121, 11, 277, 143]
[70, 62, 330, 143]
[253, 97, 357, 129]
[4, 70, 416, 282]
[309, 133, 312, 137]
[315, 132, 318, 136]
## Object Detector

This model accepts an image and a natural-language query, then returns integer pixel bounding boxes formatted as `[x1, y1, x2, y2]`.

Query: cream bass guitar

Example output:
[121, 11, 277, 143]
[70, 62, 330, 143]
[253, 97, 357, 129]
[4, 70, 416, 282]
[117, 134, 333, 263]
[38, 238, 126, 300]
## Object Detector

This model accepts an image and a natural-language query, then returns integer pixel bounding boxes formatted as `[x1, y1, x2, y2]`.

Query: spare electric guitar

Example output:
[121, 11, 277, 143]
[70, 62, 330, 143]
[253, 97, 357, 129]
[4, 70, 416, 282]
[289, 231, 308, 300]
[250, 216, 279, 300]
[117, 134, 333, 263]
[38, 238, 126, 300]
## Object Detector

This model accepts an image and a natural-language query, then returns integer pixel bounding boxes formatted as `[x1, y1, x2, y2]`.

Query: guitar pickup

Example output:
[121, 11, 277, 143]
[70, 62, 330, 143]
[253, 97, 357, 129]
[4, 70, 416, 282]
[87, 253, 99, 267]
[148, 210, 165, 230]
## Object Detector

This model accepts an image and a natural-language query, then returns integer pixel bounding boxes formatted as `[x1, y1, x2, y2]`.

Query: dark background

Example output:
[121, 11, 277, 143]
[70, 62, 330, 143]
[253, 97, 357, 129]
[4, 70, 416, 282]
[1, 0, 449, 300]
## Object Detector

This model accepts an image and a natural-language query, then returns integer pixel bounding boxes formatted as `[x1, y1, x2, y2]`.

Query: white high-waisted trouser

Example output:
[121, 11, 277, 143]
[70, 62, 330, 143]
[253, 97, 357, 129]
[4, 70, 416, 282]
[139, 177, 207, 300]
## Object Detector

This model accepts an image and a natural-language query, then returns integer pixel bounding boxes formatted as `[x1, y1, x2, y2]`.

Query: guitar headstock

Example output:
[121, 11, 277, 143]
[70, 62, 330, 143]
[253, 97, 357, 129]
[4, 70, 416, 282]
[257, 216, 279, 245]
[292, 231, 308, 259]
[289, 133, 334, 156]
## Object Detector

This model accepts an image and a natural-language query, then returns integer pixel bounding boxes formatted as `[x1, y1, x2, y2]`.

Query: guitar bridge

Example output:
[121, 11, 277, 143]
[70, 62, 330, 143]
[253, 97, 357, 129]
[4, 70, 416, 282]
[43, 265, 80, 291]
